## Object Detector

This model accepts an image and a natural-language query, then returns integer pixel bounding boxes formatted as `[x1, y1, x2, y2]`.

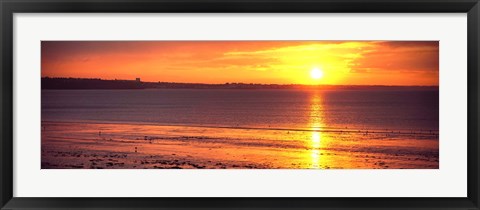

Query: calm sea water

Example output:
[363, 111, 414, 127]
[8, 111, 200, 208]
[41, 89, 439, 131]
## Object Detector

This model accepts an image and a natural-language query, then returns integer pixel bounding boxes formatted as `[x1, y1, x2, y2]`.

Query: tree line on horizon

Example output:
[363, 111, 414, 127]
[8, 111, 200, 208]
[41, 77, 439, 90]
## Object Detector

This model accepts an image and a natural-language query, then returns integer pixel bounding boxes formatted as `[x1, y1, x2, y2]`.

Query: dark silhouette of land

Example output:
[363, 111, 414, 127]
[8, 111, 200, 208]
[41, 77, 439, 91]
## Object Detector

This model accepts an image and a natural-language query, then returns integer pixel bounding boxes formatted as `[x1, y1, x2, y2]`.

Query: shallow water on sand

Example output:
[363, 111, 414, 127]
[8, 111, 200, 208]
[41, 121, 439, 169]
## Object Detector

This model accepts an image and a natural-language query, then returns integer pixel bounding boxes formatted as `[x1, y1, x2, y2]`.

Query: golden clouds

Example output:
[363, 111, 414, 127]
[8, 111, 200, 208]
[41, 41, 438, 86]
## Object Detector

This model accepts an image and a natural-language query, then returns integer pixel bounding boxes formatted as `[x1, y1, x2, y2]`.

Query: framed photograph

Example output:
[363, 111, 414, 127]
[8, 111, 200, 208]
[1, 0, 479, 209]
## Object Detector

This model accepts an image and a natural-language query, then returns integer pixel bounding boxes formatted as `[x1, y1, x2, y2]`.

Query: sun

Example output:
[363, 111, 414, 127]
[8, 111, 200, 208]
[310, 68, 324, 80]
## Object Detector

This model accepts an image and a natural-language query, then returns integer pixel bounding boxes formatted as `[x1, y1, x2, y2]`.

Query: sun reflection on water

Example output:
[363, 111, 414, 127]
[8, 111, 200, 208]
[312, 132, 321, 147]
[306, 91, 338, 169]
[310, 132, 321, 168]
[308, 92, 324, 169]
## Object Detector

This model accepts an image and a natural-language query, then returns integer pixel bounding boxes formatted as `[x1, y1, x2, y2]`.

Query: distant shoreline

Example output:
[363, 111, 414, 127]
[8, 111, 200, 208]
[41, 77, 439, 90]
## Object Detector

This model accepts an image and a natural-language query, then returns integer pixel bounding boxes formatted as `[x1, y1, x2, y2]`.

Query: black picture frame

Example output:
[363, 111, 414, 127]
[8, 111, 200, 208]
[1, 0, 479, 209]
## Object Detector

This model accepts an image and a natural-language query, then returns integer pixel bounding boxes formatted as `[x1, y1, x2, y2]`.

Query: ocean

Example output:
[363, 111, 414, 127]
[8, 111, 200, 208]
[42, 88, 439, 132]
[41, 88, 439, 169]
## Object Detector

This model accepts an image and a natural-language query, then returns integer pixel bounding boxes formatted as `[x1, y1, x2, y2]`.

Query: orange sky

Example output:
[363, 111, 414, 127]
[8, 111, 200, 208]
[41, 41, 439, 86]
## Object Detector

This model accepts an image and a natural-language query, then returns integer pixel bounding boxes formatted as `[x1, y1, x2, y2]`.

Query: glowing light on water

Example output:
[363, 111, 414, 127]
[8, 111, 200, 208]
[311, 131, 321, 168]
[312, 132, 321, 148]
[308, 92, 324, 169]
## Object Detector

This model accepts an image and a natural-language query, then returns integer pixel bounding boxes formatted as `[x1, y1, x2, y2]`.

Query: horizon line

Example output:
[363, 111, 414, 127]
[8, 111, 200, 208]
[41, 76, 440, 87]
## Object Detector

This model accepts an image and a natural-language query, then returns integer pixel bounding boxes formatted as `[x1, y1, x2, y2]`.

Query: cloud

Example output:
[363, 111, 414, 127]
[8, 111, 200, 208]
[351, 41, 439, 73]
[41, 41, 439, 85]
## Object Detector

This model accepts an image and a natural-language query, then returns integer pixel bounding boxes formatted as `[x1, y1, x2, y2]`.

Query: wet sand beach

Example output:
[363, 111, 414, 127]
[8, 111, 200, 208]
[41, 121, 439, 169]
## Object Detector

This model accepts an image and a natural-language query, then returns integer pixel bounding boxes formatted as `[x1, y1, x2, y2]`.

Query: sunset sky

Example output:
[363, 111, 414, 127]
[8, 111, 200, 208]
[41, 41, 439, 86]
